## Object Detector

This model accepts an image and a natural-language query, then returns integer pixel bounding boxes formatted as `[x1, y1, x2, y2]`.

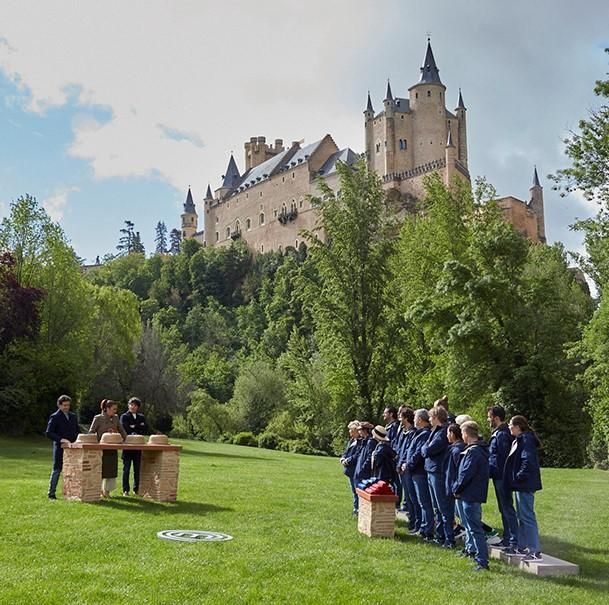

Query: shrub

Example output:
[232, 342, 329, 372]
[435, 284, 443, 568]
[170, 414, 195, 439]
[289, 439, 329, 456]
[232, 431, 258, 447]
[258, 431, 281, 450]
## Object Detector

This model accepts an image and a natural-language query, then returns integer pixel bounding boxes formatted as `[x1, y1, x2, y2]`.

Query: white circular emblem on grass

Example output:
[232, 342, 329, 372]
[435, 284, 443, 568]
[157, 530, 233, 543]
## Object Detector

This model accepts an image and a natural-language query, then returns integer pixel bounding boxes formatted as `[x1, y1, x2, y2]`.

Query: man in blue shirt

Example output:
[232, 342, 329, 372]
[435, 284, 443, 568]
[45, 394, 80, 499]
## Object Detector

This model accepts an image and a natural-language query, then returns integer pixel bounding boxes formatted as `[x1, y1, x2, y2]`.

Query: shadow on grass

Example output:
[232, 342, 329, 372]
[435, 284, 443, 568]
[91, 497, 233, 515]
[181, 447, 275, 462]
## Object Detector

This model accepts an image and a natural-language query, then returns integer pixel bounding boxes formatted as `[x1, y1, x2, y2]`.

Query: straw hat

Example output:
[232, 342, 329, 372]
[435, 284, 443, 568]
[372, 425, 390, 442]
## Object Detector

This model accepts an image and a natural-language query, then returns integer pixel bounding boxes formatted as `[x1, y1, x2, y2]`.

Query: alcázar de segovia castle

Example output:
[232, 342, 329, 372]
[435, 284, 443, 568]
[179, 40, 545, 253]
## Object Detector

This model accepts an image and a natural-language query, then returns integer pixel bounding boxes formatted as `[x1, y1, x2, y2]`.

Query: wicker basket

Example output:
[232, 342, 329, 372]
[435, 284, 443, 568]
[148, 434, 169, 445]
[100, 433, 124, 444]
[75, 433, 98, 444]
[125, 434, 146, 445]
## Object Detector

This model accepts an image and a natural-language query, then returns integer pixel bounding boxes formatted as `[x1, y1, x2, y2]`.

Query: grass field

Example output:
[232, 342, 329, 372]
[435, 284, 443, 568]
[0, 436, 608, 605]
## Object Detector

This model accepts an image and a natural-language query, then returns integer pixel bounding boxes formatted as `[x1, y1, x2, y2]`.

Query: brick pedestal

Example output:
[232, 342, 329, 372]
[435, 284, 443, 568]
[62, 442, 181, 502]
[139, 450, 180, 502]
[356, 488, 398, 538]
[63, 448, 103, 502]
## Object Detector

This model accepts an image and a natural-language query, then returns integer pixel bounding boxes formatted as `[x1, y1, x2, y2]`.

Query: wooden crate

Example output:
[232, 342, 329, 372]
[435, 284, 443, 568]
[356, 488, 398, 538]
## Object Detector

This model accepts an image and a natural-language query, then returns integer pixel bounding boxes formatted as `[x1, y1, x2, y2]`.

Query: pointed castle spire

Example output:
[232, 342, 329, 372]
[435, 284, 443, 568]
[457, 88, 466, 110]
[205, 183, 213, 200]
[418, 38, 442, 85]
[365, 91, 374, 113]
[532, 165, 541, 188]
[221, 154, 241, 189]
[183, 187, 196, 213]
[446, 129, 454, 147]
[385, 79, 393, 102]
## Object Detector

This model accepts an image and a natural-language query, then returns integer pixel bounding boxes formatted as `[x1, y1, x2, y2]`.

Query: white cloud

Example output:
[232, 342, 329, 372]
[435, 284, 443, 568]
[43, 186, 78, 222]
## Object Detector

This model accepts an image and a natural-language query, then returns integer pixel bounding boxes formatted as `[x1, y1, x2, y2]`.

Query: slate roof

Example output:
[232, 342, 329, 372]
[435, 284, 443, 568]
[233, 146, 296, 193]
[283, 139, 325, 169]
[183, 187, 196, 213]
[394, 97, 410, 113]
[418, 40, 442, 85]
[317, 148, 359, 177]
[533, 166, 541, 187]
[221, 155, 241, 189]
[205, 184, 213, 199]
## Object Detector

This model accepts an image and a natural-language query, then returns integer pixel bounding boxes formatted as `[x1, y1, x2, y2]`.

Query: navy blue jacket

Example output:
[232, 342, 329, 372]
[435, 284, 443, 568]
[354, 436, 376, 483]
[397, 427, 417, 467]
[444, 440, 466, 498]
[504, 432, 542, 492]
[421, 424, 449, 473]
[120, 411, 150, 436]
[371, 441, 397, 483]
[341, 438, 362, 478]
[46, 409, 80, 466]
[452, 440, 489, 503]
[488, 423, 513, 480]
[406, 427, 431, 476]
[386, 420, 400, 445]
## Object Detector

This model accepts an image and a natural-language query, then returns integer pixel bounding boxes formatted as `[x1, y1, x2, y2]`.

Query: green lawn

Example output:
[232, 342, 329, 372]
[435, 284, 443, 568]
[0, 436, 608, 605]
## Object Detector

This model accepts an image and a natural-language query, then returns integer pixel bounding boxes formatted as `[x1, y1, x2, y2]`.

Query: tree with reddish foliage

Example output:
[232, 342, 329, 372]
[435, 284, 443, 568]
[0, 251, 45, 353]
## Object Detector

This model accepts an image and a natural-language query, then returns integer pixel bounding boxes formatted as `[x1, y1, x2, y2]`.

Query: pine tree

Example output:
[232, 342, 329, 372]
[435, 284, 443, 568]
[117, 220, 135, 255]
[169, 228, 182, 254]
[155, 221, 168, 254]
[133, 231, 145, 254]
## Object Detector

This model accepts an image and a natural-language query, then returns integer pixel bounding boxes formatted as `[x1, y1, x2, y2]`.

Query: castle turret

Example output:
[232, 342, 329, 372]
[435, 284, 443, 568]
[529, 166, 546, 243]
[383, 80, 396, 174]
[408, 39, 448, 166]
[364, 91, 375, 163]
[215, 154, 241, 199]
[455, 89, 468, 168]
[244, 136, 284, 170]
[181, 187, 198, 239]
[444, 129, 458, 186]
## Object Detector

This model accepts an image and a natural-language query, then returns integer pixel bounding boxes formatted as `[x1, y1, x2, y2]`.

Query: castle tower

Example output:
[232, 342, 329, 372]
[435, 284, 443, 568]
[383, 80, 396, 175]
[408, 39, 448, 166]
[455, 89, 468, 168]
[181, 187, 198, 239]
[444, 129, 457, 186]
[529, 166, 546, 243]
[244, 136, 285, 170]
[215, 154, 241, 200]
[364, 91, 374, 162]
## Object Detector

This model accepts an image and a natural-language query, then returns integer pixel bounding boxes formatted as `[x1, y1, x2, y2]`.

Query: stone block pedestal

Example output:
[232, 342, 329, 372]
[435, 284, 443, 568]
[356, 488, 398, 538]
[63, 448, 103, 502]
[139, 450, 180, 502]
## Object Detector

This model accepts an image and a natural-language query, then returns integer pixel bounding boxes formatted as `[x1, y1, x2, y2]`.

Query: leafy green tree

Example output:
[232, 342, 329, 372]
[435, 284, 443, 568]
[303, 159, 397, 421]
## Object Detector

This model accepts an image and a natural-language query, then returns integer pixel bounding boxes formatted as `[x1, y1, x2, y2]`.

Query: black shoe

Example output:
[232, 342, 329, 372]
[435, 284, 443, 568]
[494, 540, 511, 549]
[522, 551, 543, 562]
[459, 550, 474, 558]
[48, 494, 57, 500]
[474, 564, 489, 572]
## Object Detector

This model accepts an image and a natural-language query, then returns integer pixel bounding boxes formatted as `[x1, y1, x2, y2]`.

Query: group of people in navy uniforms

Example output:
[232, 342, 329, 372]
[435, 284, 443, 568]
[45, 394, 150, 499]
[340, 398, 543, 572]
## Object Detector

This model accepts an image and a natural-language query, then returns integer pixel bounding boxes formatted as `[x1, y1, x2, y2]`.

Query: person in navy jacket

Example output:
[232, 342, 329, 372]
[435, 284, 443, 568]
[487, 405, 518, 549]
[371, 425, 397, 483]
[406, 409, 434, 539]
[340, 420, 362, 514]
[397, 408, 418, 530]
[383, 406, 400, 444]
[504, 415, 543, 560]
[444, 423, 467, 552]
[354, 422, 376, 486]
[45, 394, 80, 499]
[452, 421, 490, 571]
[422, 405, 454, 547]
[120, 397, 150, 496]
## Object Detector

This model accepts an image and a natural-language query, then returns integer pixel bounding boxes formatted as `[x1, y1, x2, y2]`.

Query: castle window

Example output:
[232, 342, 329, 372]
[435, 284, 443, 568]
[259, 191, 263, 197]
[416, 92, 418, 99]
[235, 220, 241, 233]
[427, 90, 431, 97]
[261, 244, 264, 252]
[291, 201, 297, 213]
[295, 239, 299, 248]
[182, 231, 186, 238]
[282, 176, 285, 183]
[375, 142, 380, 153]
[246, 218, 251, 230]
[292, 172, 295, 178]
[384, 140, 387, 148]
[299, 199, 303, 208]
[216, 217, 219, 223]
[225, 227, 230, 239]
[215, 232, 219, 242]
[259, 212, 265, 225]
[274, 209, 278, 218]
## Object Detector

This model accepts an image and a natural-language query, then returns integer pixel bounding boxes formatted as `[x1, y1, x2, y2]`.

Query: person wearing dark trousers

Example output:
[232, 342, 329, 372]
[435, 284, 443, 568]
[452, 421, 490, 572]
[504, 415, 543, 561]
[120, 396, 150, 496]
[407, 409, 434, 539]
[397, 408, 418, 529]
[422, 405, 454, 547]
[45, 394, 80, 499]
[487, 405, 518, 549]
[445, 423, 467, 552]
[340, 421, 362, 514]
[371, 425, 397, 482]
[353, 422, 376, 487]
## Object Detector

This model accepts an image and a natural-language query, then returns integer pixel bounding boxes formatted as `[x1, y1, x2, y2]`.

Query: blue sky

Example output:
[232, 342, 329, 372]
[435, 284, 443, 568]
[1, 0, 608, 263]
